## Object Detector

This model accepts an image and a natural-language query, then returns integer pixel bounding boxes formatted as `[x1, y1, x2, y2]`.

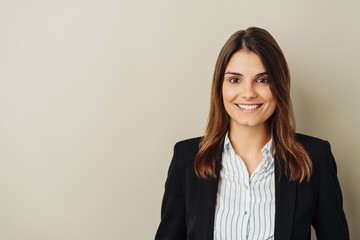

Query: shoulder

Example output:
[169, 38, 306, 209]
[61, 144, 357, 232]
[170, 136, 203, 169]
[296, 133, 330, 150]
[174, 136, 203, 149]
[296, 133, 333, 168]
[173, 136, 202, 158]
[175, 137, 202, 151]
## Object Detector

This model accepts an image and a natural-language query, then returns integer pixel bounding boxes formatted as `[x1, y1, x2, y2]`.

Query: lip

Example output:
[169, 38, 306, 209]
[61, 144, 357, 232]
[235, 103, 263, 113]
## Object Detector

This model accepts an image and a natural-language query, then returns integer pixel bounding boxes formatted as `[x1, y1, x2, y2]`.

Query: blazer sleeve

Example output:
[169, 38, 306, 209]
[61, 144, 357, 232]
[155, 143, 187, 240]
[312, 141, 350, 239]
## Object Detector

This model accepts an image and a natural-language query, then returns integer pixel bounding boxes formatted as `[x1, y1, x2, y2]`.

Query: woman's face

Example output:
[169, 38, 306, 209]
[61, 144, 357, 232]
[222, 50, 276, 130]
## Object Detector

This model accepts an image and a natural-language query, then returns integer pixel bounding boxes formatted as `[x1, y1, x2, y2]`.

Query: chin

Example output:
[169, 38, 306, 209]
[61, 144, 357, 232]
[234, 119, 266, 128]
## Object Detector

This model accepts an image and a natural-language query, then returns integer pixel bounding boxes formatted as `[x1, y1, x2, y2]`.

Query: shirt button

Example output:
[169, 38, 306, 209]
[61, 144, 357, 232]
[245, 185, 249, 189]
[244, 211, 248, 215]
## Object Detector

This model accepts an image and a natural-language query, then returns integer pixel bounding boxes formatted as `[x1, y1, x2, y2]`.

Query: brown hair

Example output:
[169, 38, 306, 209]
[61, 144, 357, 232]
[194, 27, 312, 183]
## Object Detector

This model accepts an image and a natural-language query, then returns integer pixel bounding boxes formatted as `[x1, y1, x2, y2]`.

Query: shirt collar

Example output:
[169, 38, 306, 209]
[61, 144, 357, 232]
[223, 132, 274, 171]
[261, 138, 274, 172]
[224, 132, 231, 151]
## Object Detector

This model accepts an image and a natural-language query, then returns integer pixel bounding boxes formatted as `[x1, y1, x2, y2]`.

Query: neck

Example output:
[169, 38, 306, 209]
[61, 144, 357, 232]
[228, 122, 271, 158]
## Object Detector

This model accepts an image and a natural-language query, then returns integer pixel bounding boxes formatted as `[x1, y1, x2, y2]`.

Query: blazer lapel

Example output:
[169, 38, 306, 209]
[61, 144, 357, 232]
[195, 143, 223, 239]
[196, 174, 219, 239]
[274, 157, 297, 240]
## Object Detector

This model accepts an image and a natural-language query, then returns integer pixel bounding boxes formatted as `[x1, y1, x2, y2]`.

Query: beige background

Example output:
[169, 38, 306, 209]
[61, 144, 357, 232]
[0, 0, 359, 239]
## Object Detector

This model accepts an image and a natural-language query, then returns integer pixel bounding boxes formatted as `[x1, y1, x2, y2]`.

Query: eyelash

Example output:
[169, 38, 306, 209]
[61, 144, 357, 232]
[229, 77, 269, 84]
[256, 77, 269, 83]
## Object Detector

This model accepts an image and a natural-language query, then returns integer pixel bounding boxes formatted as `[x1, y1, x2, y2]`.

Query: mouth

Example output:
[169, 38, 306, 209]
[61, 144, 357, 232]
[236, 104, 263, 110]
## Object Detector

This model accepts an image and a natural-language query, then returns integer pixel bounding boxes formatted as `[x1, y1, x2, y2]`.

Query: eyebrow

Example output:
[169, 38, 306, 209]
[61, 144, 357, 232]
[225, 71, 268, 76]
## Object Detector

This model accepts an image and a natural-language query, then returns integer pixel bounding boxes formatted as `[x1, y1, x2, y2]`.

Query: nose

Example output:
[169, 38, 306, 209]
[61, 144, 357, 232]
[241, 81, 257, 99]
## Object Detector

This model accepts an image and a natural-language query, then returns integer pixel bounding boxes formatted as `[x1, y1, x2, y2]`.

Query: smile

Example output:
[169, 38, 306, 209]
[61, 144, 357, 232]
[236, 104, 262, 110]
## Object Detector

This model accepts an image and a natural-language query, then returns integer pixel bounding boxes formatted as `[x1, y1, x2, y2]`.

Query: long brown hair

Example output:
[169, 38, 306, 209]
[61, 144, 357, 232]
[194, 27, 312, 183]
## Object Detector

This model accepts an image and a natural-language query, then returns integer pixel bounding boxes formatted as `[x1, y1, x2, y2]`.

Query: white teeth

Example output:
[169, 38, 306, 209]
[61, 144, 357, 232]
[236, 104, 261, 110]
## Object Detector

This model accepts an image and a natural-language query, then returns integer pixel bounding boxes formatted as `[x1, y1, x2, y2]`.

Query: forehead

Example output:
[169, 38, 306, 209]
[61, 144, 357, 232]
[225, 50, 266, 74]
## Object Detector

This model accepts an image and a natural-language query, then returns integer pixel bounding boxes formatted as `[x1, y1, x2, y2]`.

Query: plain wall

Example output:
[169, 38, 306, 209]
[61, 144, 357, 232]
[0, 0, 359, 239]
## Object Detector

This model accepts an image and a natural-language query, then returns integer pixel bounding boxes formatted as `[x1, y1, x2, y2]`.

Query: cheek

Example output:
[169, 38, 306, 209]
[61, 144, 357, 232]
[222, 85, 234, 114]
[259, 87, 276, 112]
[264, 90, 277, 111]
[222, 84, 237, 102]
[261, 87, 275, 102]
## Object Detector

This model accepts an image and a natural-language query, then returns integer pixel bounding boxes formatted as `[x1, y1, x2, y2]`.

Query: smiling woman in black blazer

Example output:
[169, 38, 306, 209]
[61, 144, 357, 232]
[155, 27, 349, 240]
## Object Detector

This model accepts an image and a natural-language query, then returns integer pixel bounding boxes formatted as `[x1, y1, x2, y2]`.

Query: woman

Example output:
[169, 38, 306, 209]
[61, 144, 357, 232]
[155, 27, 349, 240]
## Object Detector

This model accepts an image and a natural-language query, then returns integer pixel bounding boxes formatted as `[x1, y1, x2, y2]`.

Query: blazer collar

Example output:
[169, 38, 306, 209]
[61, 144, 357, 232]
[195, 147, 297, 240]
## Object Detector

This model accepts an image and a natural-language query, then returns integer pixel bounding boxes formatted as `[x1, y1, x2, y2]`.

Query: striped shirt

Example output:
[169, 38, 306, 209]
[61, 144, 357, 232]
[213, 134, 275, 240]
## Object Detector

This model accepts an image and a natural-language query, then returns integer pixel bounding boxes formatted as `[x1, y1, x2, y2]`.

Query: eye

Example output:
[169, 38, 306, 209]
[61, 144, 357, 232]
[256, 77, 269, 83]
[229, 77, 240, 83]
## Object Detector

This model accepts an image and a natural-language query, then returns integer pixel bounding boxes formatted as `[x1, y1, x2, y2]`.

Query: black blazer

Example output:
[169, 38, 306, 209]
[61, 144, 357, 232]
[155, 134, 349, 240]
